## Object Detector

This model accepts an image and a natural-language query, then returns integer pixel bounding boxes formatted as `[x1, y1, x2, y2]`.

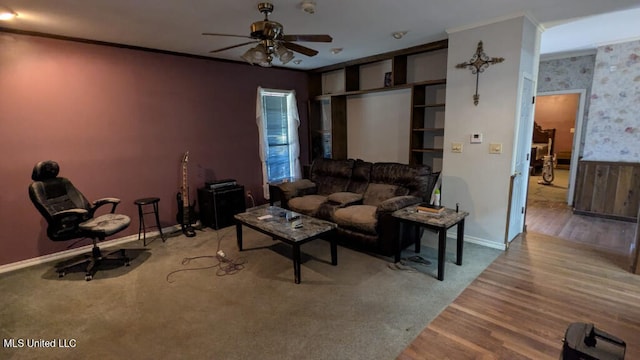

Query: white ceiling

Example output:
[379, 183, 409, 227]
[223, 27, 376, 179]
[1, 0, 640, 69]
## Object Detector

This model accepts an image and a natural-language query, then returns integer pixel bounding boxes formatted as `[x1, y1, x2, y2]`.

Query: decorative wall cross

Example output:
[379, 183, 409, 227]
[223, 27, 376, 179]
[455, 41, 504, 106]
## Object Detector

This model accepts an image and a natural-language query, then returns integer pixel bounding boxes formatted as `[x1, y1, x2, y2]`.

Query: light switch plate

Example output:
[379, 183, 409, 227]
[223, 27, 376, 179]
[451, 142, 463, 153]
[489, 143, 502, 154]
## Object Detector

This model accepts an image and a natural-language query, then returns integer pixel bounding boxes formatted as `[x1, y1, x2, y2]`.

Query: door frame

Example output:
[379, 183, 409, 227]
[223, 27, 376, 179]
[535, 89, 586, 205]
[632, 206, 640, 274]
[505, 73, 536, 247]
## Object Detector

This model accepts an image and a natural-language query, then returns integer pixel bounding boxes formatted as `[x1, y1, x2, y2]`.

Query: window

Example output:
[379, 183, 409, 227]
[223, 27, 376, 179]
[256, 87, 301, 198]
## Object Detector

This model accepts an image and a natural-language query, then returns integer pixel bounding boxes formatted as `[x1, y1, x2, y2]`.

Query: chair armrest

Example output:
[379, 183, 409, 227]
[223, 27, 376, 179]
[277, 179, 317, 201]
[92, 197, 122, 214]
[376, 196, 422, 215]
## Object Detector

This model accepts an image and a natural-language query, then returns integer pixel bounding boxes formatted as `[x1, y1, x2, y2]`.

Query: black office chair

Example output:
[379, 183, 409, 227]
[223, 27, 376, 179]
[28, 160, 132, 281]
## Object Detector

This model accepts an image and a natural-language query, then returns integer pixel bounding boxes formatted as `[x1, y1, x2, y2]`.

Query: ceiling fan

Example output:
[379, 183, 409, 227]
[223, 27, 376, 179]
[202, 2, 332, 67]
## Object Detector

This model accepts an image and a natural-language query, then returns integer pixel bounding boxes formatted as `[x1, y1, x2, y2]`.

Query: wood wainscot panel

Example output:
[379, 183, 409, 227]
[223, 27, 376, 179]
[574, 160, 640, 222]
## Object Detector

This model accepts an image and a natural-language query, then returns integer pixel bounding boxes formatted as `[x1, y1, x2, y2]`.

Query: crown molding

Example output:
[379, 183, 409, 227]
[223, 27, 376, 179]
[540, 49, 597, 61]
[595, 35, 640, 48]
[446, 11, 544, 35]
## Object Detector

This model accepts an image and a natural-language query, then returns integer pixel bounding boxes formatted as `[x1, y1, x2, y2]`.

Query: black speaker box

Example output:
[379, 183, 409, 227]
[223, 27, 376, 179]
[197, 185, 246, 230]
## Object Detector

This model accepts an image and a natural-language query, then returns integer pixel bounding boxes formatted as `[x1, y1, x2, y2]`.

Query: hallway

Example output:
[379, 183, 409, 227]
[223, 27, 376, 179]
[525, 169, 636, 255]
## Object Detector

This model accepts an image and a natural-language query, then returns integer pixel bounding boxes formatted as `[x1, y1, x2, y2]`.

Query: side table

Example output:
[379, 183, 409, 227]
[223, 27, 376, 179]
[392, 205, 469, 281]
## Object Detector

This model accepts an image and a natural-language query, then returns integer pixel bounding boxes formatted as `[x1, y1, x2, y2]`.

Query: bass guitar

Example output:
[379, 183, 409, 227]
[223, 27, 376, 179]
[176, 151, 197, 237]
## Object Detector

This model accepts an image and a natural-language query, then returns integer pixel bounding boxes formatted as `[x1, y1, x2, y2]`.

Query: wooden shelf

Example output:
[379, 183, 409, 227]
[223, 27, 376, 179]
[315, 84, 411, 100]
[411, 148, 444, 153]
[414, 103, 446, 108]
[413, 79, 447, 87]
[314, 94, 333, 101]
[316, 79, 447, 100]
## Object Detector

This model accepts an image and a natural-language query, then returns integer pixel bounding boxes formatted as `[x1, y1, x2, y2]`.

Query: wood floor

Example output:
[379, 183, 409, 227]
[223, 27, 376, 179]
[397, 190, 640, 359]
[526, 201, 635, 255]
[398, 232, 640, 359]
[525, 170, 636, 255]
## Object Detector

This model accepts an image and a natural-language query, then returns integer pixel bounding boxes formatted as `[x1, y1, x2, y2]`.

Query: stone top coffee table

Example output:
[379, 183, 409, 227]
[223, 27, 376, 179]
[234, 205, 338, 284]
[392, 205, 469, 281]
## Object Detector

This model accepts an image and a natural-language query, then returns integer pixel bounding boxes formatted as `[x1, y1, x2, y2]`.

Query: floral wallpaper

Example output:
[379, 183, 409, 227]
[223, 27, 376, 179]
[538, 55, 596, 93]
[582, 40, 640, 162]
[537, 54, 595, 157]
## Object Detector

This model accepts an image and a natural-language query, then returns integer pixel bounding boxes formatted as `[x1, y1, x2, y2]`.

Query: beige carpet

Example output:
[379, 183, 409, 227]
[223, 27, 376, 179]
[0, 225, 500, 360]
[527, 169, 570, 205]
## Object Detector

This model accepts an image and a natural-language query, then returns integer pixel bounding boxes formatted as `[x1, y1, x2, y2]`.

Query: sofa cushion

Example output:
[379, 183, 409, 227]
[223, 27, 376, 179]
[333, 205, 378, 235]
[288, 195, 328, 216]
[346, 159, 372, 194]
[310, 158, 354, 195]
[363, 183, 409, 206]
[327, 192, 363, 206]
[371, 163, 433, 199]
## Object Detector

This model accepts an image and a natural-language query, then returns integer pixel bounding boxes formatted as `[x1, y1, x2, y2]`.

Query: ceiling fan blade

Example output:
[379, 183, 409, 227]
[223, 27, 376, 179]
[202, 33, 253, 39]
[282, 34, 332, 42]
[282, 41, 319, 57]
[209, 41, 257, 53]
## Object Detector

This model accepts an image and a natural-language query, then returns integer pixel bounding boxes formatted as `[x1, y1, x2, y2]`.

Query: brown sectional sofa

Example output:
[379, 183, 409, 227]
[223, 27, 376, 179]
[272, 158, 440, 258]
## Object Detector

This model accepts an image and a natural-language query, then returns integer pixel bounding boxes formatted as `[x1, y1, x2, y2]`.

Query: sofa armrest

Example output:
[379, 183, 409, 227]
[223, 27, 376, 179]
[376, 195, 422, 215]
[276, 179, 317, 201]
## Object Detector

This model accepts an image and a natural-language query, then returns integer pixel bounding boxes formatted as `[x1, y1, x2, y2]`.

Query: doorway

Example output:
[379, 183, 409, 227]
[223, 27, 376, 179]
[527, 90, 586, 207]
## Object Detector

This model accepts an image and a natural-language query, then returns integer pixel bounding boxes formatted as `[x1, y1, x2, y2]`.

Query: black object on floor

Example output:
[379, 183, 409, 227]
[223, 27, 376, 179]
[561, 322, 626, 360]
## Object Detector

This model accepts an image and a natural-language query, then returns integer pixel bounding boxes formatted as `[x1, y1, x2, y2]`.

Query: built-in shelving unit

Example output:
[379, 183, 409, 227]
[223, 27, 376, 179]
[307, 39, 448, 164]
[410, 79, 446, 169]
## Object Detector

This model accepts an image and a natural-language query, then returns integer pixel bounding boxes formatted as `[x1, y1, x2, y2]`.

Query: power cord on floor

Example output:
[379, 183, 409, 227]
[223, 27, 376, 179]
[165, 228, 247, 283]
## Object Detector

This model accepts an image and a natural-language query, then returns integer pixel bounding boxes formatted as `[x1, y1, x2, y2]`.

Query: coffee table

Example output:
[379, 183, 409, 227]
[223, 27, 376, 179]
[234, 205, 338, 284]
[392, 205, 469, 281]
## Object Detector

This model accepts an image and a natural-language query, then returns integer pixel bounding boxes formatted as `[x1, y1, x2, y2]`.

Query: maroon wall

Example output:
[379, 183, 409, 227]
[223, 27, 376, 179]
[0, 32, 310, 266]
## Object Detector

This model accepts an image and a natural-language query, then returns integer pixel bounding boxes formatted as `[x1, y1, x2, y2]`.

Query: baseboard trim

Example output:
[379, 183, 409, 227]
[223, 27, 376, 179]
[0, 225, 181, 275]
[447, 230, 507, 250]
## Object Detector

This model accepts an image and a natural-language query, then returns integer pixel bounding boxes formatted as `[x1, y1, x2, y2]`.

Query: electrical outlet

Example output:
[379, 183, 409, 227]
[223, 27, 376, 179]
[489, 143, 502, 154]
[451, 142, 463, 153]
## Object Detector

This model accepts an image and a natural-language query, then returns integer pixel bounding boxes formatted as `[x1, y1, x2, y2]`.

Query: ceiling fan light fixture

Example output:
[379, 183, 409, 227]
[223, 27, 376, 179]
[274, 45, 295, 64]
[205, 2, 330, 67]
[251, 45, 267, 61]
[258, 60, 272, 67]
[241, 48, 256, 65]
[330, 48, 343, 55]
[280, 50, 295, 64]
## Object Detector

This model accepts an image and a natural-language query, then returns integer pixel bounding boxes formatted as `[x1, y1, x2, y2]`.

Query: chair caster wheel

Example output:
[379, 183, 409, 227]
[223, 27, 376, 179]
[58, 272, 65, 278]
[125, 261, 130, 267]
[85, 274, 93, 281]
